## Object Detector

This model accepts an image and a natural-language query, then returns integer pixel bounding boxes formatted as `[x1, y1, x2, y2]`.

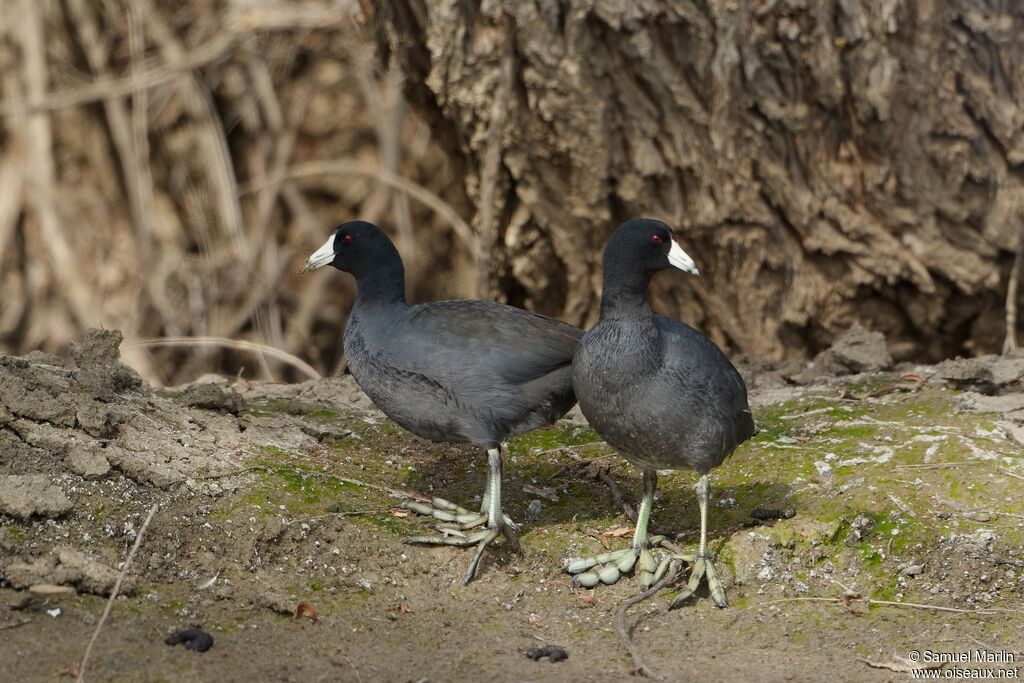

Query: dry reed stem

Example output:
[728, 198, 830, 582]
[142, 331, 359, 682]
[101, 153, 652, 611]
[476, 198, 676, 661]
[18, 0, 95, 329]
[474, 36, 515, 298]
[350, 48, 416, 273]
[225, 3, 352, 33]
[280, 185, 333, 359]
[0, 145, 26, 274]
[244, 159, 476, 251]
[131, 337, 321, 380]
[138, 0, 246, 259]
[0, 33, 236, 117]
[66, 0, 162, 384]
[75, 503, 159, 683]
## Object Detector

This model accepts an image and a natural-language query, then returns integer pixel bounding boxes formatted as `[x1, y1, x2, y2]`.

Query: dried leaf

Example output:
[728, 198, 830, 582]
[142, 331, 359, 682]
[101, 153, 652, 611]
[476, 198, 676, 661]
[294, 602, 318, 623]
[602, 525, 634, 538]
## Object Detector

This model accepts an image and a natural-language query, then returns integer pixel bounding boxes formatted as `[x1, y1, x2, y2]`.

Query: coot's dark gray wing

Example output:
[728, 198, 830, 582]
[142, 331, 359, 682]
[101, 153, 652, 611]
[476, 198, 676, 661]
[405, 300, 581, 382]
[387, 300, 582, 441]
[655, 316, 755, 466]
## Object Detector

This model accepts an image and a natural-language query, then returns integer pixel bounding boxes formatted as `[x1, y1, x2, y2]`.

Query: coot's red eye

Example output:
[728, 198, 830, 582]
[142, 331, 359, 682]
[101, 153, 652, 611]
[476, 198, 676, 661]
[340, 234, 353, 245]
[650, 234, 664, 245]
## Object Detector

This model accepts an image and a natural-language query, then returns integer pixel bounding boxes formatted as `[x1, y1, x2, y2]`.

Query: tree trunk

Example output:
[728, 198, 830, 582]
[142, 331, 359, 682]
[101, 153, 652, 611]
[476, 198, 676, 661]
[371, 0, 1024, 361]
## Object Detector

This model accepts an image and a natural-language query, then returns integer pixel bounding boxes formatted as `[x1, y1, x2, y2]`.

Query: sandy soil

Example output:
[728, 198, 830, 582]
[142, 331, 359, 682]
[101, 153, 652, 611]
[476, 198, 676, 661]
[2, 330, 1023, 682]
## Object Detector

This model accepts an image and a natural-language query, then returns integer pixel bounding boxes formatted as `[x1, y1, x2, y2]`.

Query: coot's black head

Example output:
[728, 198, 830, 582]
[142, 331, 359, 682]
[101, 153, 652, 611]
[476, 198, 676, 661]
[304, 220, 402, 279]
[604, 218, 699, 276]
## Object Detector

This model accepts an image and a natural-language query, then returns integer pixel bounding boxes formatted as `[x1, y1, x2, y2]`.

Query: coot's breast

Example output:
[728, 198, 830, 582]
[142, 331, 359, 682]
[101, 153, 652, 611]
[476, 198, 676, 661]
[572, 317, 753, 473]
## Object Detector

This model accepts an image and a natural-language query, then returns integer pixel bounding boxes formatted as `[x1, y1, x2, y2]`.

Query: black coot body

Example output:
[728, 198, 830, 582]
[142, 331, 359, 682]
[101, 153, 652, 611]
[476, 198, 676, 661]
[305, 220, 582, 583]
[345, 298, 580, 447]
[573, 315, 753, 473]
[564, 218, 754, 607]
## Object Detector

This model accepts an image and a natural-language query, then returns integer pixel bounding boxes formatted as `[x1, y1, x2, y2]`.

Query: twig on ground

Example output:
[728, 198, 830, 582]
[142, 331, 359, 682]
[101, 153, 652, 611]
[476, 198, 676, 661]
[332, 652, 364, 683]
[290, 510, 388, 524]
[894, 461, 988, 470]
[998, 467, 1024, 483]
[750, 595, 1024, 615]
[76, 503, 159, 683]
[190, 465, 273, 482]
[0, 618, 32, 631]
[130, 337, 321, 380]
[336, 477, 429, 502]
[597, 468, 637, 523]
[615, 559, 684, 680]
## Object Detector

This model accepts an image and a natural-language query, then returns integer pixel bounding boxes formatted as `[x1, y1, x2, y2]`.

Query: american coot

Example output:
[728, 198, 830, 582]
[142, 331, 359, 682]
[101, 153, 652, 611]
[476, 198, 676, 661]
[564, 219, 755, 607]
[305, 221, 583, 583]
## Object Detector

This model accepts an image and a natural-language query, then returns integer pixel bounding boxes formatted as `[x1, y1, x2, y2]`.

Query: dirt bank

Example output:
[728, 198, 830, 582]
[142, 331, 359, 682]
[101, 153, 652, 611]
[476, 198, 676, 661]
[1, 330, 1023, 682]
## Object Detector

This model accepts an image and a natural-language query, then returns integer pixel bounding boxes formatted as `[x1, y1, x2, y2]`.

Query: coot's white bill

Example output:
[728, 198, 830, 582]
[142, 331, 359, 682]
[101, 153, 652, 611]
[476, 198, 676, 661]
[668, 239, 699, 275]
[304, 235, 336, 271]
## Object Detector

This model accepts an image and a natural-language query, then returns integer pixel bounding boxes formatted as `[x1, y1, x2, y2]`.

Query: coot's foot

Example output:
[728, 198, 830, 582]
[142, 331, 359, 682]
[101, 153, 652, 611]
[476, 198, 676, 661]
[400, 497, 487, 530]
[400, 446, 519, 584]
[563, 536, 685, 588]
[401, 508, 518, 584]
[668, 554, 728, 608]
[399, 496, 515, 534]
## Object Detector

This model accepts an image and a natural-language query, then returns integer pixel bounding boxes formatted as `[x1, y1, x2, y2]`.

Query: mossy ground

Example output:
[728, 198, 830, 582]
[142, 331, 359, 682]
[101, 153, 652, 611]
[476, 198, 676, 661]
[224, 382, 1023, 610]
[4, 378, 1022, 682]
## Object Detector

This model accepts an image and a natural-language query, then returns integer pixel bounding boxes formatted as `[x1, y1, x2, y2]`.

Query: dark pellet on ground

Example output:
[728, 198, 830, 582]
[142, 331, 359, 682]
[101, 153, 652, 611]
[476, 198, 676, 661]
[165, 628, 214, 652]
[526, 645, 568, 663]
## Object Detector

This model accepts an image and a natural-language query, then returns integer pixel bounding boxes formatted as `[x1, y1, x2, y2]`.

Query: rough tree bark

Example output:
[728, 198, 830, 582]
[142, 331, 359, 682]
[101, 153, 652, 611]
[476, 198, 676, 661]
[371, 0, 1024, 361]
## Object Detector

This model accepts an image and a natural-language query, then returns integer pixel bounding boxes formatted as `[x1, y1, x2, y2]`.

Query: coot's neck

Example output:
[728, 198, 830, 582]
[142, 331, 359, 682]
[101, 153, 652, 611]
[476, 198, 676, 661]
[351, 255, 407, 310]
[599, 258, 654, 321]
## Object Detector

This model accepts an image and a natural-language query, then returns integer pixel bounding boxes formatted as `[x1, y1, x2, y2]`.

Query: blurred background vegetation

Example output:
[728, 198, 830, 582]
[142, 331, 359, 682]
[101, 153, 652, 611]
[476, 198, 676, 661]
[1, 0, 1022, 386]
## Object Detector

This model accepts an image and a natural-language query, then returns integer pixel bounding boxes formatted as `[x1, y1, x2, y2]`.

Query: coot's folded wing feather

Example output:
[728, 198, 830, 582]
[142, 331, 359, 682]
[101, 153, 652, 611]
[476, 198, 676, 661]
[655, 316, 756, 454]
[402, 300, 582, 385]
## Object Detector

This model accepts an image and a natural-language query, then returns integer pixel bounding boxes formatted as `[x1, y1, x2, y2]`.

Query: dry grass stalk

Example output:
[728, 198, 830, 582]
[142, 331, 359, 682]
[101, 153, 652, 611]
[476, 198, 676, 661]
[131, 337, 322, 380]
[245, 159, 475, 250]
[18, 0, 95, 329]
[75, 503, 159, 683]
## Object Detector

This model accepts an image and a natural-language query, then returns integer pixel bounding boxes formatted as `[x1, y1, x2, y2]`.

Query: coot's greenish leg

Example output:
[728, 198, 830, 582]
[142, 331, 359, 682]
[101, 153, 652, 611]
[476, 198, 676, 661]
[669, 474, 728, 608]
[402, 446, 518, 584]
